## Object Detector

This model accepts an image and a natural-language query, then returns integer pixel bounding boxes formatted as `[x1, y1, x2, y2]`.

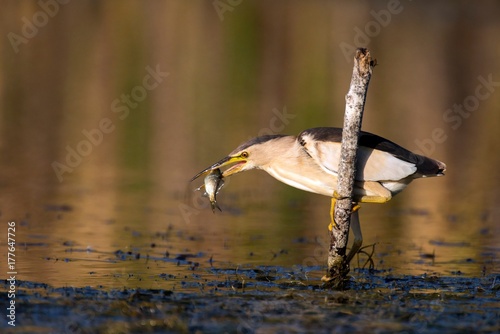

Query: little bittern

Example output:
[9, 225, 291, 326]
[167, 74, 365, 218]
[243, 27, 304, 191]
[191, 127, 446, 261]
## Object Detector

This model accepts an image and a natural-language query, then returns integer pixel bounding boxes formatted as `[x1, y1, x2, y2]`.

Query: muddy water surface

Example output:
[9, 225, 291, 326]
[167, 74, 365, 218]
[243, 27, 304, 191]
[1, 167, 499, 333]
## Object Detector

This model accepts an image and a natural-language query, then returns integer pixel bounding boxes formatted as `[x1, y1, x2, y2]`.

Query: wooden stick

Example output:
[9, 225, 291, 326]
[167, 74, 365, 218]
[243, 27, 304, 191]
[325, 48, 374, 288]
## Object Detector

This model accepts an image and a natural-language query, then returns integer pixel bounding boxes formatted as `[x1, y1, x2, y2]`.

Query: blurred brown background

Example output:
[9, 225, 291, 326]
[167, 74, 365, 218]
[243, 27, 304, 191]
[0, 0, 499, 286]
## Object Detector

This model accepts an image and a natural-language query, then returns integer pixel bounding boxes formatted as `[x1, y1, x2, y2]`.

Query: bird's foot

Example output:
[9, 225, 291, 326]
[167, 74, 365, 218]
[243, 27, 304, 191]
[328, 198, 361, 231]
[352, 203, 361, 212]
[329, 197, 337, 231]
[328, 221, 335, 231]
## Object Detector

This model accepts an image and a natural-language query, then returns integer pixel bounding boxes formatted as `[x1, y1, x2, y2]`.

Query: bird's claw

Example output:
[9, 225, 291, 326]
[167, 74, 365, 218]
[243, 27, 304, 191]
[329, 198, 361, 231]
[329, 197, 337, 230]
[328, 220, 336, 231]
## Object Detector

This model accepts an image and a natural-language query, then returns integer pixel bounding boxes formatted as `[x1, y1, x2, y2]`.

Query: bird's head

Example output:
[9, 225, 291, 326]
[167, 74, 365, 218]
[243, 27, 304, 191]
[190, 134, 287, 182]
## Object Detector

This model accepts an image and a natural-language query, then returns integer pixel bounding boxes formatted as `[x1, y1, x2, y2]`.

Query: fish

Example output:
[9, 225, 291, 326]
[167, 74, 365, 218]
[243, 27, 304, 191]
[199, 168, 224, 212]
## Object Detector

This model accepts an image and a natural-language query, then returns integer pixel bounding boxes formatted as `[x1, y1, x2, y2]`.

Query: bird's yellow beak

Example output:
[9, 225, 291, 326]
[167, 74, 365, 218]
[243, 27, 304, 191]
[190, 155, 247, 182]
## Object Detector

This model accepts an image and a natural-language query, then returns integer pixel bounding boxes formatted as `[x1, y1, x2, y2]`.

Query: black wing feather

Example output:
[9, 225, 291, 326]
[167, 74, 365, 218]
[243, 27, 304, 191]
[298, 127, 445, 176]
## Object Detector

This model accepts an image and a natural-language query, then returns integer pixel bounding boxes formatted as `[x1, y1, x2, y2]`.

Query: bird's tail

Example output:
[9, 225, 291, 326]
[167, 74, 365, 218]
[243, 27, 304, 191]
[415, 155, 446, 177]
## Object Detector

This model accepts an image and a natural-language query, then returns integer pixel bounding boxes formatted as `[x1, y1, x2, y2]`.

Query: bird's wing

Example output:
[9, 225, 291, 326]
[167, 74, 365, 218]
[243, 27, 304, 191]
[312, 141, 417, 181]
[298, 128, 418, 181]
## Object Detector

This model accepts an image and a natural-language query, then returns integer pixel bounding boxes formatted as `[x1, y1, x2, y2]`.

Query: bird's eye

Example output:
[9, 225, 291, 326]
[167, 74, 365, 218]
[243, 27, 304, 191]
[241, 151, 249, 159]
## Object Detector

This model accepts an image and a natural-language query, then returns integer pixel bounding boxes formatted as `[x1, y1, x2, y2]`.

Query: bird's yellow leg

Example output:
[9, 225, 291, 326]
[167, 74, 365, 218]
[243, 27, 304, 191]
[355, 182, 392, 203]
[329, 197, 337, 231]
[329, 192, 362, 231]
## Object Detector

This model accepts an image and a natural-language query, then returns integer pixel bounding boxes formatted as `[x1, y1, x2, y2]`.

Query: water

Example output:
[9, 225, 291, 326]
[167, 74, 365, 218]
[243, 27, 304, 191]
[6, 166, 498, 290]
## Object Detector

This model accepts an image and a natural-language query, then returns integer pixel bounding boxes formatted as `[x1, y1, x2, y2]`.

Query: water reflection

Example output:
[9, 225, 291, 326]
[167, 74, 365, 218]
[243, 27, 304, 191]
[10, 169, 499, 289]
[1, 1, 499, 288]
